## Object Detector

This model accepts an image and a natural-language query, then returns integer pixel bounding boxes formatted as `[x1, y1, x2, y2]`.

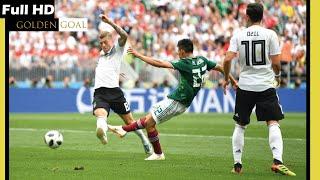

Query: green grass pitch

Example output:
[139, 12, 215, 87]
[9, 113, 306, 180]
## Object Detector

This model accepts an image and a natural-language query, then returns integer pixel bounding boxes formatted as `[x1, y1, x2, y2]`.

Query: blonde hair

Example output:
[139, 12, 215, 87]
[99, 31, 112, 41]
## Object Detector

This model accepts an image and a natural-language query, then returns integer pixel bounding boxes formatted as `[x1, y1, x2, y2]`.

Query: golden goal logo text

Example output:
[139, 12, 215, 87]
[59, 18, 88, 32]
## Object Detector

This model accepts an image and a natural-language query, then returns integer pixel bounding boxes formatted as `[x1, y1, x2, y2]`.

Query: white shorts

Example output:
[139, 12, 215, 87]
[150, 98, 187, 124]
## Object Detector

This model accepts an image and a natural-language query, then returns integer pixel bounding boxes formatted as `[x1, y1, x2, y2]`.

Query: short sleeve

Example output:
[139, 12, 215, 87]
[200, 56, 216, 70]
[228, 35, 238, 53]
[170, 60, 183, 71]
[206, 59, 216, 70]
[115, 40, 125, 52]
[269, 31, 281, 55]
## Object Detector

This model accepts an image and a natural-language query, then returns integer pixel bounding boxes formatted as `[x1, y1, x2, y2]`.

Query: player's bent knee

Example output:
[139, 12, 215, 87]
[236, 121, 248, 127]
[94, 108, 108, 117]
[235, 123, 247, 129]
[142, 116, 156, 130]
[266, 120, 279, 126]
[146, 125, 156, 133]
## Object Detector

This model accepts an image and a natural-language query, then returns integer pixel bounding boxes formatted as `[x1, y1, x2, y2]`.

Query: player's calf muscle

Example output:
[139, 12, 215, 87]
[119, 113, 134, 124]
[144, 114, 156, 129]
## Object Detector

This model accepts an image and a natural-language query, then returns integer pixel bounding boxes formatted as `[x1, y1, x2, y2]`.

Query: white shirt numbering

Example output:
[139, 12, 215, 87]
[228, 25, 281, 92]
[94, 41, 126, 89]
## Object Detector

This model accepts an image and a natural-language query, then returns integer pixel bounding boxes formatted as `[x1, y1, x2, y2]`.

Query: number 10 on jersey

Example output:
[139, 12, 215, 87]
[241, 40, 266, 66]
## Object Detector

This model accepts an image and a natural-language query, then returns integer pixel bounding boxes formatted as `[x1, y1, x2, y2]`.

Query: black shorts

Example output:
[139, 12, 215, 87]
[233, 88, 284, 125]
[92, 87, 130, 116]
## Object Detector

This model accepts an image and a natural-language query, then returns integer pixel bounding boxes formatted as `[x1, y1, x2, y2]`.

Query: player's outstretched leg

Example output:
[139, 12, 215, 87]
[119, 113, 153, 155]
[134, 129, 153, 155]
[109, 114, 165, 160]
[94, 108, 108, 145]
[108, 115, 152, 137]
[231, 123, 245, 174]
[268, 121, 296, 176]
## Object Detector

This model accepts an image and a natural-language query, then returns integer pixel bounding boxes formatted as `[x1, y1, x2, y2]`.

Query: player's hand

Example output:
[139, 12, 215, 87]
[222, 79, 230, 95]
[231, 80, 238, 91]
[99, 14, 112, 24]
[127, 47, 139, 57]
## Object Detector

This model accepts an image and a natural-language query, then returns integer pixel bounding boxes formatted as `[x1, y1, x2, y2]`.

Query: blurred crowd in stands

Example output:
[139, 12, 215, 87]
[9, 0, 306, 89]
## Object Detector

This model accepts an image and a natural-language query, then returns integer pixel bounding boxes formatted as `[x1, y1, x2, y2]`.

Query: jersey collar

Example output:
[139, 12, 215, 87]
[101, 46, 115, 57]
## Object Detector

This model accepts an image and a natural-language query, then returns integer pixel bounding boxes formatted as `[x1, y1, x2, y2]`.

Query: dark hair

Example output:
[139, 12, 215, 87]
[177, 39, 193, 53]
[246, 3, 264, 23]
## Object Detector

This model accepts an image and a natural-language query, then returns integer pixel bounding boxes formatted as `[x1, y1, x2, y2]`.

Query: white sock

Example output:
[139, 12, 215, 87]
[269, 123, 283, 163]
[96, 116, 108, 132]
[134, 129, 149, 144]
[232, 124, 246, 164]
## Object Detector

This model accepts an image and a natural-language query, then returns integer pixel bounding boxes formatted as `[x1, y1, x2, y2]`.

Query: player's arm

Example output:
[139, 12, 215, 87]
[222, 51, 237, 94]
[127, 47, 174, 69]
[270, 54, 281, 86]
[99, 14, 128, 47]
[212, 64, 238, 88]
[269, 31, 282, 87]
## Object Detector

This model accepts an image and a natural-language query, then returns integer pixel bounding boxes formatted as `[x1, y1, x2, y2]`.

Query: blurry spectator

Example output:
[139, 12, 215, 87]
[293, 37, 306, 77]
[44, 75, 53, 88]
[152, 82, 159, 89]
[134, 79, 143, 88]
[31, 79, 38, 88]
[280, 78, 288, 88]
[280, 37, 293, 62]
[269, 0, 282, 18]
[93, 5, 104, 29]
[9, 76, 17, 88]
[281, 0, 295, 20]
[160, 79, 171, 88]
[143, 30, 154, 51]
[63, 76, 70, 88]
[294, 78, 301, 89]
[215, 0, 233, 17]
[217, 78, 224, 88]
[83, 77, 92, 88]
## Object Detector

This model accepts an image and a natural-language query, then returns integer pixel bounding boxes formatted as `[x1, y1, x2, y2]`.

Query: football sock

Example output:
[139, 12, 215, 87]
[122, 117, 146, 132]
[96, 116, 108, 132]
[269, 123, 283, 163]
[134, 129, 149, 144]
[232, 124, 246, 164]
[147, 130, 162, 154]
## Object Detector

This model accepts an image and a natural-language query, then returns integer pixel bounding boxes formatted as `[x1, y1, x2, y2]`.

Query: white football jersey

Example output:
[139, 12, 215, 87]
[228, 25, 280, 92]
[94, 41, 126, 89]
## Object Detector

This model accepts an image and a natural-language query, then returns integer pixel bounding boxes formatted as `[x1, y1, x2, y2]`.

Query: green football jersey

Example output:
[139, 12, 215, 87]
[168, 56, 217, 107]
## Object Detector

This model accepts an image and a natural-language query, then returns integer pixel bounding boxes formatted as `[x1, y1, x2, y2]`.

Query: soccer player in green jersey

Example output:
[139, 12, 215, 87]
[108, 39, 237, 160]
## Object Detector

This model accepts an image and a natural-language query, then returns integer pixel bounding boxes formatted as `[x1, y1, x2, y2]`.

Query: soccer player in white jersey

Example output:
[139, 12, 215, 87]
[222, 3, 296, 176]
[93, 14, 152, 154]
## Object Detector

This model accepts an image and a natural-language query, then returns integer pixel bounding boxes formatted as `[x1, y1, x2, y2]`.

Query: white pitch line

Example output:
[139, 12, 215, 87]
[9, 128, 306, 141]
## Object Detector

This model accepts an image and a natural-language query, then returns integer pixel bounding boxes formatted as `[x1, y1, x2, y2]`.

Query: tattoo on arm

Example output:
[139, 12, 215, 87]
[109, 23, 128, 46]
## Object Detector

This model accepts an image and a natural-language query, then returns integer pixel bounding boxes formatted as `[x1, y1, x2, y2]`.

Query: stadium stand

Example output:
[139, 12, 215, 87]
[9, 0, 306, 89]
